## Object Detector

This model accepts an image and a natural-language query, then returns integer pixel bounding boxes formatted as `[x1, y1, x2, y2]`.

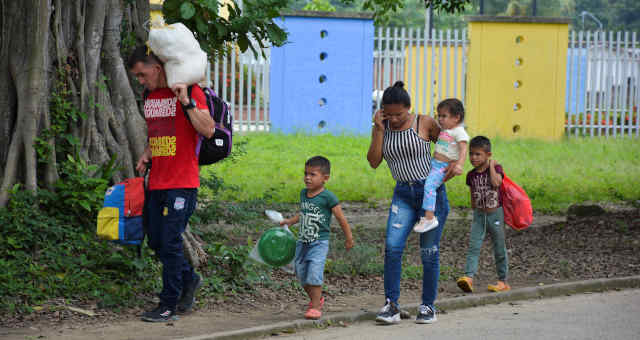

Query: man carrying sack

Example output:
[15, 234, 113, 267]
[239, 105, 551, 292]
[127, 21, 213, 322]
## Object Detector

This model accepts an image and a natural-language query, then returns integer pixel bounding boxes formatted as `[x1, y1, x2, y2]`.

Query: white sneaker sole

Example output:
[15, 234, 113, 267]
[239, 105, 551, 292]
[375, 314, 401, 324]
[415, 315, 437, 324]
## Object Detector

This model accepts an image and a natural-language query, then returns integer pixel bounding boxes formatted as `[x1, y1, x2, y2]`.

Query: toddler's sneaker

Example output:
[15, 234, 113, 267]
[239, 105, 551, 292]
[413, 217, 438, 233]
[141, 304, 178, 322]
[415, 304, 437, 324]
[375, 298, 401, 324]
[487, 281, 511, 292]
[456, 276, 474, 293]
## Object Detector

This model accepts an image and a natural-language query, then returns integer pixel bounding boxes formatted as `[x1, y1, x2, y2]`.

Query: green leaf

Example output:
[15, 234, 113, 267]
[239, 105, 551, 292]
[79, 201, 90, 211]
[237, 34, 249, 52]
[180, 2, 196, 20]
[195, 16, 208, 35]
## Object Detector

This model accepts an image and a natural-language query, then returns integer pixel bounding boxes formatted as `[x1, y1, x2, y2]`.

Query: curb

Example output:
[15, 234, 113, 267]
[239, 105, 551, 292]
[176, 275, 640, 340]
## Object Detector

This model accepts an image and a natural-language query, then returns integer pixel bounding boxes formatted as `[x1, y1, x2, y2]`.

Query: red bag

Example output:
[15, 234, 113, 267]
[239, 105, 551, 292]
[500, 174, 533, 230]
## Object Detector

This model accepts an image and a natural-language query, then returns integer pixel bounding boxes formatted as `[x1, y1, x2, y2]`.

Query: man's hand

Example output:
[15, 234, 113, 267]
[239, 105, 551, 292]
[171, 83, 190, 106]
[135, 149, 151, 175]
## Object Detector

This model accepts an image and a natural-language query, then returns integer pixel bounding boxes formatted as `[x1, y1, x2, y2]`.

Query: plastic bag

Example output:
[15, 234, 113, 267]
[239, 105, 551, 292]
[148, 21, 207, 87]
[500, 174, 533, 230]
[248, 210, 296, 274]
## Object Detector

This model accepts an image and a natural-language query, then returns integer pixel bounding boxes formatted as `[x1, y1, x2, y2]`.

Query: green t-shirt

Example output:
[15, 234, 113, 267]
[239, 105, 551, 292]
[298, 188, 339, 243]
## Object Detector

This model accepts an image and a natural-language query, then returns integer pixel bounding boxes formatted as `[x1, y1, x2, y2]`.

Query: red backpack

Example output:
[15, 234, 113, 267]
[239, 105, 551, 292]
[500, 174, 533, 230]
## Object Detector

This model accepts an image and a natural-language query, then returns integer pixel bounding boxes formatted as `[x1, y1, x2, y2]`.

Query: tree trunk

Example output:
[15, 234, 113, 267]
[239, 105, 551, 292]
[0, 0, 149, 207]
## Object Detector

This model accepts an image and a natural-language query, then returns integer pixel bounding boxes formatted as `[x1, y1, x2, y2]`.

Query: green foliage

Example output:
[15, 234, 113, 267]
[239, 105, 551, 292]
[303, 0, 337, 11]
[162, 0, 289, 57]
[0, 187, 160, 314]
[326, 243, 383, 276]
[35, 68, 85, 163]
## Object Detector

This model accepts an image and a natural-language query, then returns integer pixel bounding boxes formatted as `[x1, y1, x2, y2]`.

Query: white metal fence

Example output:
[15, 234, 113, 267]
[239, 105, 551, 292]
[373, 28, 469, 116]
[205, 29, 640, 138]
[205, 49, 271, 132]
[566, 30, 640, 138]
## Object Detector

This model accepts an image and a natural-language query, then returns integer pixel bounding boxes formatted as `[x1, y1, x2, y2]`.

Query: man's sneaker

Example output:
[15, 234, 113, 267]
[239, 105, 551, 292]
[487, 281, 511, 292]
[141, 304, 178, 322]
[456, 276, 474, 293]
[415, 304, 437, 324]
[413, 217, 438, 233]
[177, 274, 202, 314]
[375, 299, 401, 324]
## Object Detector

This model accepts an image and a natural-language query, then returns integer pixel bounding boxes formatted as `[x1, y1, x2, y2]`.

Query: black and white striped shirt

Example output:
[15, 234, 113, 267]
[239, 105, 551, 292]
[382, 114, 432, 182]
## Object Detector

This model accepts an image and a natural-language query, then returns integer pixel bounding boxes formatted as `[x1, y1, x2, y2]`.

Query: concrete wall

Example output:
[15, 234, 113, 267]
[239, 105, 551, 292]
[270, 11, 374, 134]
[466, 16, 569, 140]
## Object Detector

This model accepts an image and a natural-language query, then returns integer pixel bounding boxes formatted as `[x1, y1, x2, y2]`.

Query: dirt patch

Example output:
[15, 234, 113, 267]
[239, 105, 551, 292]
[3, 202, 639, 340]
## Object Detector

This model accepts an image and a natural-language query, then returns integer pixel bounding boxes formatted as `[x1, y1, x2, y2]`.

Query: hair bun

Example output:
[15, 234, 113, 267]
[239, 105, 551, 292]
[393, 81, 405, 89]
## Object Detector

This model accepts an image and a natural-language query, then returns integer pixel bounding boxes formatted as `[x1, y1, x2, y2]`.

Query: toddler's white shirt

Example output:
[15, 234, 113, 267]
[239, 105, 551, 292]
[434, 125, 469, 161]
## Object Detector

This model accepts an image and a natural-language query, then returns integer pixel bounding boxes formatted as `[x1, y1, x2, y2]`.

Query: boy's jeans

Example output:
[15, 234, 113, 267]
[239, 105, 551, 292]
[464, 208, 508, 281]
[384, 180, 449, 308]
[146, 188, 198, 308]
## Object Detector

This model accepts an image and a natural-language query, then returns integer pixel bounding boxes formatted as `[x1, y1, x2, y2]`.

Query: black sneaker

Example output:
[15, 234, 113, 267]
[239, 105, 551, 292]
[141, 304, 178, 322]
[177, 274, 202, 314]
[415, 304, 437, 324]
[375, 299, 401, 324]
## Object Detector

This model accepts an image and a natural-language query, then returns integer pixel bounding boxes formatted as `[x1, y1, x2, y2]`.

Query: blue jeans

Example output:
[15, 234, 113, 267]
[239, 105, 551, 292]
[384, 180, 449, 308]
[422, 159, 448, 212]
[294, 240, 330, 286]
[145, 188, 198, 308]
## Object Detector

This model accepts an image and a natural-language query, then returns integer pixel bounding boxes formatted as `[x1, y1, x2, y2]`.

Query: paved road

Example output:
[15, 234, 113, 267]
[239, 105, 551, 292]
[277, 289, 640, 340]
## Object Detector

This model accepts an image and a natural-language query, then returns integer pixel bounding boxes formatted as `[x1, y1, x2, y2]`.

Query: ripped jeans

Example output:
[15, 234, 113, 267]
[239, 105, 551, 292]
[384, 180, 449, 308]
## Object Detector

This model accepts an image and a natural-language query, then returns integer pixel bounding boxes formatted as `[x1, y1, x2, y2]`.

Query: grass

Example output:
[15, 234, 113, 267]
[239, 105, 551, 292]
[202, 133, 640, 213]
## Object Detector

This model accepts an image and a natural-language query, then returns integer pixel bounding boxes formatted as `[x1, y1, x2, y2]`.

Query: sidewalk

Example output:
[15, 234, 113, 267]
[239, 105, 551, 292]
[177, 275, 640, 340]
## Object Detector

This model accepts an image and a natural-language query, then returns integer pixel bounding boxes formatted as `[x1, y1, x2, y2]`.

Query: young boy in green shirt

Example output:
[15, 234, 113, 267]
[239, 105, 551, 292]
[280, 156, 354, 319]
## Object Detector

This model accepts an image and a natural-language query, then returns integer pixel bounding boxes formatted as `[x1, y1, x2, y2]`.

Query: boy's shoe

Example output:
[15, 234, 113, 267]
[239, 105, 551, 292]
[307, 296, 325, 310]
[304, 308, 322, 320]
[456, 276, 474, 293]
[141, 304, 178, 322]
[375, 299, 401, 324]
[177, 273, 202, 314]
[415, 304, 437, 324]
[413, 217, 438, 233]
[488, 281, 511, 292]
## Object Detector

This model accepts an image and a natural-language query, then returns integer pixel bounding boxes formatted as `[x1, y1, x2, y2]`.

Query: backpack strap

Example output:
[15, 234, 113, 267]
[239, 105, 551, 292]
[182, 85, 194, 122]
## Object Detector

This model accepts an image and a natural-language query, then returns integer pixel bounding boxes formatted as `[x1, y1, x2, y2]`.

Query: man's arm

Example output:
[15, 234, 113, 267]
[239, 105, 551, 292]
[172, 84, 215, 138]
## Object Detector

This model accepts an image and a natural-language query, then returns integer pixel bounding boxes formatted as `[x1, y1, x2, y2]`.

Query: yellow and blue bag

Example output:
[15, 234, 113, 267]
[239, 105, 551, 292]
[96, 177, 145, 245]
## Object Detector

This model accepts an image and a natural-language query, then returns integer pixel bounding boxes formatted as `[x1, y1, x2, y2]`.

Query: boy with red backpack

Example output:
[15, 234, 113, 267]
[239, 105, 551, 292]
[456, 136, 510, 293]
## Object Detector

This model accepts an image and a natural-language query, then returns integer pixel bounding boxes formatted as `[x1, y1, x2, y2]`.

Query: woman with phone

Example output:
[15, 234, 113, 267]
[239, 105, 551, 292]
[366, 81, 452, 325]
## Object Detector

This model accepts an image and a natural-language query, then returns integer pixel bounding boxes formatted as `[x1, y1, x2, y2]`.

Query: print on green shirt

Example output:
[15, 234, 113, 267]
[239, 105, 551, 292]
[299, 189, 339, 243]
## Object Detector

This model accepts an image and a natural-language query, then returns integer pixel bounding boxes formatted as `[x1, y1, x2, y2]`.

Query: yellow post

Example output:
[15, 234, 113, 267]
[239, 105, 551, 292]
[466, 16, 570, 140]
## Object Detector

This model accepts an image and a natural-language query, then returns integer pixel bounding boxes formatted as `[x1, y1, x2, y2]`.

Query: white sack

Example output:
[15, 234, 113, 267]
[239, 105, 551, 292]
[148, 22, 207, 87]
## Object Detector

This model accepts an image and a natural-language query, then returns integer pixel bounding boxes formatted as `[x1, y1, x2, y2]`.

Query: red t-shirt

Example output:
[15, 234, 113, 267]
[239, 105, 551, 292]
[466, 164, 505, 209]
[144, 85, 207, 190]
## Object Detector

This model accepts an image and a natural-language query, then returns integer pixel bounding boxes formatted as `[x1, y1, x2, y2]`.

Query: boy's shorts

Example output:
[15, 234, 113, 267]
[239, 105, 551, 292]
[294, 239, 329, 286]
